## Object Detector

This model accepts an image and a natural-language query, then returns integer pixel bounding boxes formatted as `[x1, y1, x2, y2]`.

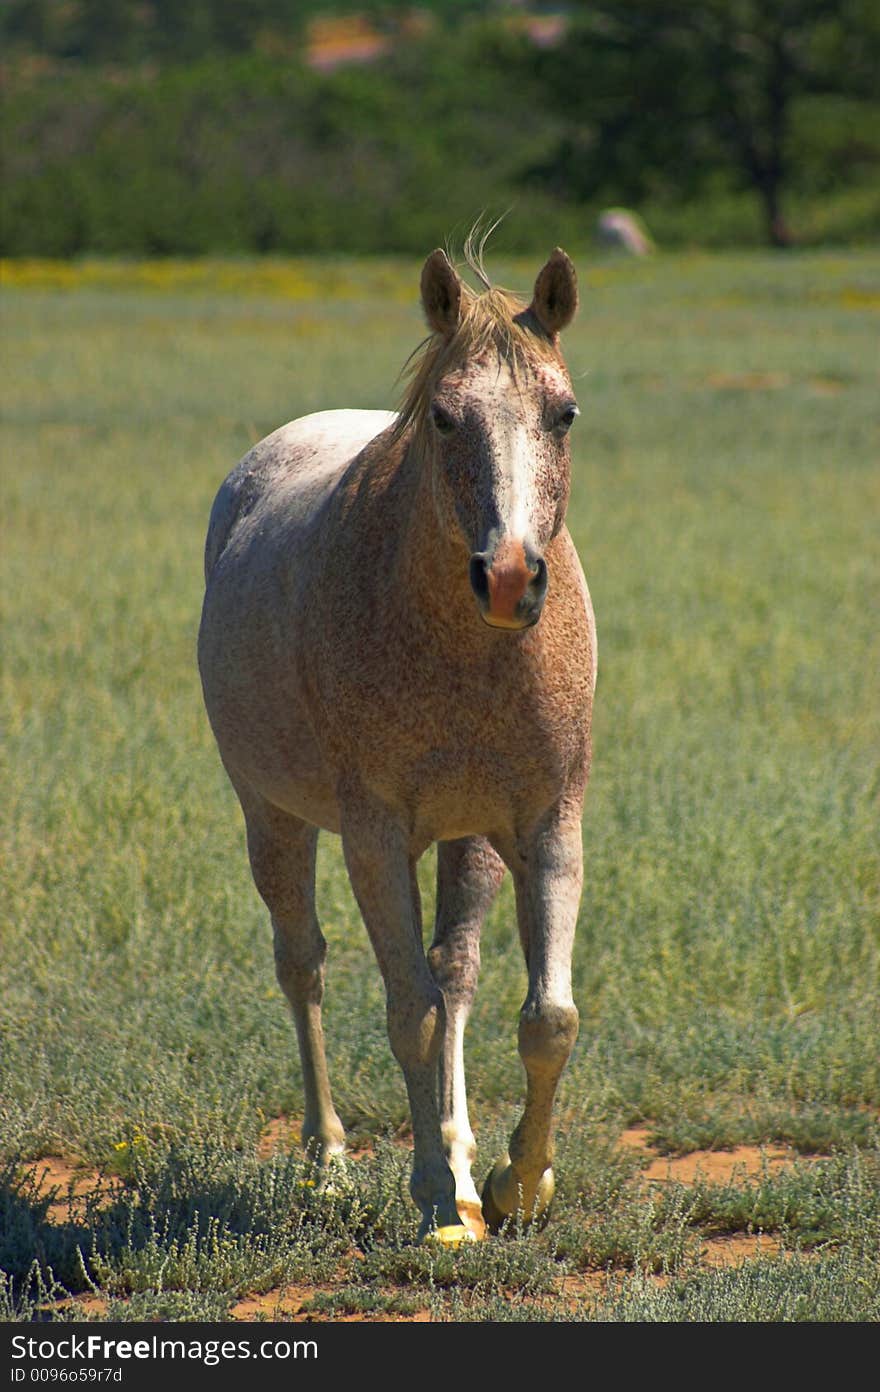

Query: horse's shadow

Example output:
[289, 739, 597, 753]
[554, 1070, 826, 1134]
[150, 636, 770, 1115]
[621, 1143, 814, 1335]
[0, 1151, 314, 1318]
[2, 1162, 119, 1315]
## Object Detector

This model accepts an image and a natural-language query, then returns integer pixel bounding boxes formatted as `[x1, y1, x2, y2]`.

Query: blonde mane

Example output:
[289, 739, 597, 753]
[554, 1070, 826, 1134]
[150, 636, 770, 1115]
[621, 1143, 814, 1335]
[393, 244, 563, 444]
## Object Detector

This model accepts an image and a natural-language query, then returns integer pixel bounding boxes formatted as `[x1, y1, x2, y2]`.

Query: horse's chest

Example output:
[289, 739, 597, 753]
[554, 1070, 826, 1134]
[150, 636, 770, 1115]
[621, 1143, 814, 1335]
[404, 742, 565, 843]
[316, 636, 589, 838]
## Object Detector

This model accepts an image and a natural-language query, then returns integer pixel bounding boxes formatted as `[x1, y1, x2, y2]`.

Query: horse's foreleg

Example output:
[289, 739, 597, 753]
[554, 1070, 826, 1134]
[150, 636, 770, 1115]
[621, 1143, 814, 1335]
[341, 800, 462, 1242]
[483, 804, 582, 1230]
[428, 837, 506, 1240]
[241, 795, 345, 1170]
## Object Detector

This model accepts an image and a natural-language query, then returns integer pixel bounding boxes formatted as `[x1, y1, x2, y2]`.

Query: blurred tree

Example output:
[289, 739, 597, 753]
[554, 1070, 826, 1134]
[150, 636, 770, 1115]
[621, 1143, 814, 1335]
[0, 0, 493, 62]
[0, 0, 314, 61]
[536, 0, 880, 246]
[1, 0, 52, 49]
[72, 0, 140, 61]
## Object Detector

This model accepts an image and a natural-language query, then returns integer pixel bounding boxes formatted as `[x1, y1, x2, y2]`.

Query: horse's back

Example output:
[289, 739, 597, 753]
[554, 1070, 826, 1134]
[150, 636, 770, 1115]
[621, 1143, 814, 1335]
[204, 408, 397, 582]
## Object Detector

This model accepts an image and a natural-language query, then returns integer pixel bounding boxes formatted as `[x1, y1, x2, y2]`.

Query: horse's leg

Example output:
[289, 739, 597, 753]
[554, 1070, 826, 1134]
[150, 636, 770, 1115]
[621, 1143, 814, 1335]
[427, 836, 506, 1240]
[239, 789, 345, 1170]
[341, 796, 463, 1243]
[482, 800, 583, 1230]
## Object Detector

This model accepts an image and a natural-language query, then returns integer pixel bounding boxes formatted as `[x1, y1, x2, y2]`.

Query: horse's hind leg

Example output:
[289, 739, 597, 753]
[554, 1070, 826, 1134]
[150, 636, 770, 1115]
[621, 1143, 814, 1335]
[428, 837, 505, 1240]
[238, 788, 345, 1170]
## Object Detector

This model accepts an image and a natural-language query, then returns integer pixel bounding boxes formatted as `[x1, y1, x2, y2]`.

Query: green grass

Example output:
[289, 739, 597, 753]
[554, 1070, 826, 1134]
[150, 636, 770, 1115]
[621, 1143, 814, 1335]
[1, 250, 878, 1322]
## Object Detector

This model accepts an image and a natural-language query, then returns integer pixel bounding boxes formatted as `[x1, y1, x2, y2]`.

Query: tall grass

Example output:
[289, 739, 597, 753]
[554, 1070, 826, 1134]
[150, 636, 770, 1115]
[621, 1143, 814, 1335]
[1, 251, 878, 1320]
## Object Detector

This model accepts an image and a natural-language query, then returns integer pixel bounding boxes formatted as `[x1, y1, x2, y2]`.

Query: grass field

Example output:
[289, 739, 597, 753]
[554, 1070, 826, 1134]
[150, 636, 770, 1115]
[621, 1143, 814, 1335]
[1, 250, 879, 1323]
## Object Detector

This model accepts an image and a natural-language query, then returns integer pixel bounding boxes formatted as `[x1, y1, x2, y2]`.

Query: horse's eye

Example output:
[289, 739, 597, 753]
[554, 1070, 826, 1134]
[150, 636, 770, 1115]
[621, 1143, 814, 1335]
[431, 403, 456, 435]
[556, 404, 579, 434]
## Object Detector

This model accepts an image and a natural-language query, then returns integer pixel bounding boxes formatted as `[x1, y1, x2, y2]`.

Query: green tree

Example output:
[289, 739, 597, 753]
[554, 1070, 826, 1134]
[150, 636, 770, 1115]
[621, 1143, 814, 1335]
[537, 0, 880, 246]
[0, 0, 313, 62]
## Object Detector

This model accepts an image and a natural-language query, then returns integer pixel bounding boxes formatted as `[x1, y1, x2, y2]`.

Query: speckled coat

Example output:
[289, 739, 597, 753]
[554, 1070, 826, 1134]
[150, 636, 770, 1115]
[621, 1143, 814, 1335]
[198, 247, 597, 1241]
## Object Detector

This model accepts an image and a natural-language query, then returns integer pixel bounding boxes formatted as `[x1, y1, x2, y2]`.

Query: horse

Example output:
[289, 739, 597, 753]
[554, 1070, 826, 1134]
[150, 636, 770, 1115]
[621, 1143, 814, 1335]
[198, 243, 597, 1243]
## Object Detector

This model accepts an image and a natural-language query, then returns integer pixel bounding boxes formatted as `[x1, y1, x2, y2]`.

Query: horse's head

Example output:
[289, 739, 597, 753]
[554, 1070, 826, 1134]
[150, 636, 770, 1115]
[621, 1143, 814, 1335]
[405, 247, 579, 630]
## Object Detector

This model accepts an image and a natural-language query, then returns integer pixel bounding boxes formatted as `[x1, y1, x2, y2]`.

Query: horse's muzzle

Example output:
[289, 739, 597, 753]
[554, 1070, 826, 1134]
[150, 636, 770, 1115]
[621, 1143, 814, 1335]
[469, 539, 548, 630]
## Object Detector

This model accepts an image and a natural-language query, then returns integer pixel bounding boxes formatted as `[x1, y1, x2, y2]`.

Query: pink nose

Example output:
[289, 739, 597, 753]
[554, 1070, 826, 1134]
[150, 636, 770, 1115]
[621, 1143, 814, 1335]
[486, 538, 534, 624]
[469, 537, 548, 629]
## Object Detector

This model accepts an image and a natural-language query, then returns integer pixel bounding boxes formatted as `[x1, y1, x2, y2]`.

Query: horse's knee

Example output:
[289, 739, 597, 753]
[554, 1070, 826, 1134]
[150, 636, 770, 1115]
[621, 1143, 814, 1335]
[386, 983, 445, 1071]
[427, 931, 480, 1001]
[518, 1000, 579, 1074]
[273, 919, 327, 1005]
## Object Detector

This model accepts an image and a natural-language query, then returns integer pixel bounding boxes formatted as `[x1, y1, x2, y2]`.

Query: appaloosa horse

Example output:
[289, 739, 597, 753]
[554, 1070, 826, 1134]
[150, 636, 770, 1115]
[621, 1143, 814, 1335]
[198, 244, 597, 1242]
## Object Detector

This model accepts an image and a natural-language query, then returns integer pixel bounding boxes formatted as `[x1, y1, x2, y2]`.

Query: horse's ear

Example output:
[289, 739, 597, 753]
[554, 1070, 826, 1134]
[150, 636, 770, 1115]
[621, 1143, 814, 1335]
[530, 248, 578, 337]
[421, 249, 463, 336]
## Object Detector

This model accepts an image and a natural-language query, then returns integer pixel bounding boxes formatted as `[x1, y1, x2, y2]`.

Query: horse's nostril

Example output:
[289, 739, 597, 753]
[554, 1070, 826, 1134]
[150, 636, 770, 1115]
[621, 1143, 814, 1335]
[532, 555, 548, 598]
[469, 554, 490, 602]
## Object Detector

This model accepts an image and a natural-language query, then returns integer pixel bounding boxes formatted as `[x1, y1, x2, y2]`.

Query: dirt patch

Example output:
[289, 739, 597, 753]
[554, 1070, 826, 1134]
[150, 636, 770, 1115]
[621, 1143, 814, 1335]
[29, 1156, 121, 1225]
[700, 1232, 782, 1267]
[257, 1116, 303, 1159]
[229, 1284, 324, 1321]
[229, 1281, 432, 1323]
[618, 1127, 810, 1184]
[325, 1309, 432, 1323]
[558, 1270, 611, 1298]
[258, 1114, 413, 1163]
[48, 1293, 110, 1319]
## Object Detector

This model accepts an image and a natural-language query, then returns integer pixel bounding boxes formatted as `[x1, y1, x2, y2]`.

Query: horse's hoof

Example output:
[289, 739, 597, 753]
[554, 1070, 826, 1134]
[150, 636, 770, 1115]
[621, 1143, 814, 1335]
[480, 1160, 510, 1232]
[530, 1167, 555, 1229]
[418, 1199, 486, 1245]
[481, 1157, 555, 1232]
[304, 1149, 347, 1198]
[456, 1197, 488, 1241]
[427, 1223, 478, 1246]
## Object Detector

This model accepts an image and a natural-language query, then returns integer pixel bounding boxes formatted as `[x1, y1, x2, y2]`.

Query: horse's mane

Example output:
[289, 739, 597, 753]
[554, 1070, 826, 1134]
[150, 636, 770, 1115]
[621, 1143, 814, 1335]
[392, 232, 563, 444]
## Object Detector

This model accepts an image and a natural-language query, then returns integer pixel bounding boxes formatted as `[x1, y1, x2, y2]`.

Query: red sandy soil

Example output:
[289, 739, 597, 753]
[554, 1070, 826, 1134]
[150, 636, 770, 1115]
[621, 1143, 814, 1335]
[618, 1126, 811, 1184]
[27, 1156, 122, 1224]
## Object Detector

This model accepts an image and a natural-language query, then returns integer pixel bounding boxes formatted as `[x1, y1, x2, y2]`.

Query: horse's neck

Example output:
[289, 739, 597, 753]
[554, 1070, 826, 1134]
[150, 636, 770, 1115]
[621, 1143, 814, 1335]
[333, 429, 530, 649]
[332, 428, 474, 640]
[393, 436, 476, 634]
